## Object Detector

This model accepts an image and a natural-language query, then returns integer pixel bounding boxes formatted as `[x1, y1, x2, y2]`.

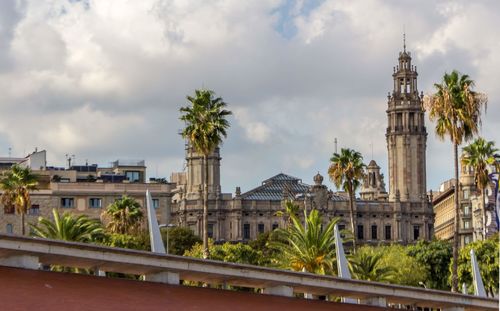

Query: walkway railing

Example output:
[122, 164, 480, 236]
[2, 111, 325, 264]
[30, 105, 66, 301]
[0, 234, 496, 310]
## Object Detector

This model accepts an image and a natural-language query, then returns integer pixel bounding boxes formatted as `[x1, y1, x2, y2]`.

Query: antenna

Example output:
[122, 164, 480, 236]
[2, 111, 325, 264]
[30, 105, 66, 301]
[334, 138, 338, 154]
[370, 142, 374, 160]
[8, 147, 11, 157]
[403, 25, 406, 52]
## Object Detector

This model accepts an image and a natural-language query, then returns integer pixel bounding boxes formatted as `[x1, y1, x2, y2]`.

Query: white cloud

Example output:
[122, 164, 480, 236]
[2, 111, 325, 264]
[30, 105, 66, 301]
[0, 0, 498, 192]
[234, 107, 272, 144]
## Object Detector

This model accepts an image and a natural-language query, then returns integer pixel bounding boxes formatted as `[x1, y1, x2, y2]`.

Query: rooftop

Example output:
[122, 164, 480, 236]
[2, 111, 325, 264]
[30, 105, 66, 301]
[241, 173, 311, 201]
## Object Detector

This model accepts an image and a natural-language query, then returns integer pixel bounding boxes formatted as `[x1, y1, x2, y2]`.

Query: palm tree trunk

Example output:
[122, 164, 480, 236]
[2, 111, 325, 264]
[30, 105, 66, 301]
[481, 188, 486, 240]
[451, 142, 460, 292]
[202, 154, 209, 259]
[21, 211, 25, 236]
[348, 184, 356, 252]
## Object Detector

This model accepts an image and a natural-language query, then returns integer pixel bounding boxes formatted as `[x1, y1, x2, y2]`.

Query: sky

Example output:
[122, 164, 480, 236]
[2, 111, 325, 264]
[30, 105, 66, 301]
[0, 0, 498, 194]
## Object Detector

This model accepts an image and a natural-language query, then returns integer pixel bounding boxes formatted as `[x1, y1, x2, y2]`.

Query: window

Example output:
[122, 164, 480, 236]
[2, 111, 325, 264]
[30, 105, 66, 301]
[29, 204, 40, 215]
[357, 225, 364, 240]
[6, 224, 13, 234]
[207, 223, 214, 239]
[243, 224, 250, 240]
[61, 198, 74, 208]
[89, 198, 102, 208]
[463, 205, 470, 215]
[125, 171, 140, 182]
[385, 225, 391, 240]
[463, 220, 470, 229]
[4, 203, 14, 214]
[371, 225, 378, 240]
[152, 199, 159, 209]
[338, 224, 346, 238]
[413, 225, 420, 240]
[463, 189, 469, 199]
[272, 223, 279, 230]
[258, 223, 265, 234]
[464, 235, 472, 245]
[396, 113, 402, 129]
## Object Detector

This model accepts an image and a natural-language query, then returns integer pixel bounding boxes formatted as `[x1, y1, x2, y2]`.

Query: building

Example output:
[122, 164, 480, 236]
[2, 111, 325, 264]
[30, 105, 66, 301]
[169, 45, 434, 244]
[0, 151, 174, 235]
[433, 156, 498, 246]
[0, 45, 435, 243]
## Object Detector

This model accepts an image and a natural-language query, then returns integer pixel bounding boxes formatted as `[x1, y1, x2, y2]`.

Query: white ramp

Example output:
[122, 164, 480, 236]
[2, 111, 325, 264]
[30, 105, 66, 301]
[146, 189, 166, 254]
[470, 249, 486, 297]
[334, 224, 357, 304]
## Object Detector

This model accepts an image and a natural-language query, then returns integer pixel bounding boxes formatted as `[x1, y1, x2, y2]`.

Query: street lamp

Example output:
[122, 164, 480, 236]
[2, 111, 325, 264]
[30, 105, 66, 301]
[159, 223, 176, 254]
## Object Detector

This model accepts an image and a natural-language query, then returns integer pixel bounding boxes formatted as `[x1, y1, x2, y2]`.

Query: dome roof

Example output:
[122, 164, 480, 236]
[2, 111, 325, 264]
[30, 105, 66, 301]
[313, 172, 324, 185]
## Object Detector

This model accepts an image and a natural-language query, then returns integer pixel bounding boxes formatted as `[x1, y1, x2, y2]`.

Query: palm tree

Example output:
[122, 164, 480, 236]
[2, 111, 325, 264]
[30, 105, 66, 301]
[462, 138, 499, 240]
[349, 251, 395, 282]
[180, 89, 232, 258]
[101, 196, 144, 235]
[270, 209, 340, 274]
[275, 200, 299, 226]
[30, 209, 104, 243]
[425, 70, 487, 292]
[328, 148, 365, 251]
[0, 164, 38, 235]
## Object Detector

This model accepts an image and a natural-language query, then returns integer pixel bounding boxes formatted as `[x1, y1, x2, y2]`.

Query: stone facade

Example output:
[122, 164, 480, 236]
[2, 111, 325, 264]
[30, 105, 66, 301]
[433, 159, 498, 247]
[169, 46, 435, 245]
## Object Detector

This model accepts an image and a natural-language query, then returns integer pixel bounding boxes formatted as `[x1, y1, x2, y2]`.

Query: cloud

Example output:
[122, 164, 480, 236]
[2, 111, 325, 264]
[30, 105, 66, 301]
[0, 0, 498, 193]
[234, 107, 272, 144]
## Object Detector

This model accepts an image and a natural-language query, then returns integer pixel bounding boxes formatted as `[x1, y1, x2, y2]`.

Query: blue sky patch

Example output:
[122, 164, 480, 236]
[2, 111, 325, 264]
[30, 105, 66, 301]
[272, 0, 325, 39]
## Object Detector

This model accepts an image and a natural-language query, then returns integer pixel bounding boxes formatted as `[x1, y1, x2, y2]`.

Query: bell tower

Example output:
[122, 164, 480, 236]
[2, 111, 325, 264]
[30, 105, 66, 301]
[386, 40, 428, 202]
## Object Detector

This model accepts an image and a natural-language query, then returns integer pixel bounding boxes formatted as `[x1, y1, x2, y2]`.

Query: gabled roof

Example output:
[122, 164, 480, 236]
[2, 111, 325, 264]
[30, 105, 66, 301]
[240, 173, 311, 201]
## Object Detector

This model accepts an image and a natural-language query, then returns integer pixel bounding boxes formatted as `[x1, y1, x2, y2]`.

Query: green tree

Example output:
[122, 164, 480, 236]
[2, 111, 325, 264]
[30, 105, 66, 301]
[462, 138, 499, 239]
[184, 240, 261, 266]
[30, 208, 104, 243]
[0, 164, 38, 235]
[180, 89, 232, 258]
[101, 195, 144, 235]
[349, 247, 395, 282]
[406, 239, 452, 290]
[103, 231, 150, 251]
[454, 236, 499, 296]
[270, 209, 340, 274]
[275, 200, 299, 226]
[248, 231, 282, 266]
[374, 244, 428, 286]
[161, 227, 201, 255]
[425, 70, 487, 291]
[328, 148, 365, 250]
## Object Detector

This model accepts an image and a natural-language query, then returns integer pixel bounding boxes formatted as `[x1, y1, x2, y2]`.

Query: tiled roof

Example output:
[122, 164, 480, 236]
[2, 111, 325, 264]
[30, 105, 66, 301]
[331, 193, 347, 201]
[240, 173, 311, 201]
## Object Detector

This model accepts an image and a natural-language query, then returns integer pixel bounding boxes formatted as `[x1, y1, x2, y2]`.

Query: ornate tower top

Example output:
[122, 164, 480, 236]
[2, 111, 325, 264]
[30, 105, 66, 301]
[313, 172, 324, 185]
[360, 160, 387, 201]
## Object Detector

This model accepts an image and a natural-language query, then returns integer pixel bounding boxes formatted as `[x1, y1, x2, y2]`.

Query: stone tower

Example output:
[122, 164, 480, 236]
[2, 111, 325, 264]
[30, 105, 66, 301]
[386, 43, 428, 202]
[360, 160, 388, 201]
[184, 144, 221, 200]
